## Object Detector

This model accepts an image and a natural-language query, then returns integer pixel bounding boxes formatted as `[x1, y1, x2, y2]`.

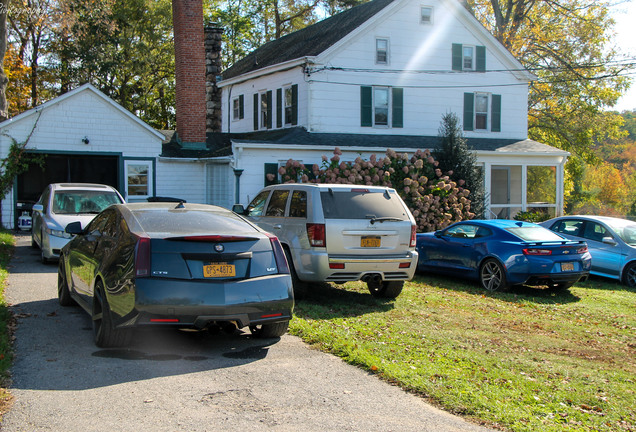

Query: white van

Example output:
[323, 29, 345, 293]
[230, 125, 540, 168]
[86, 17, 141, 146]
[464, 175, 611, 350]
[234, 184, 418, 298]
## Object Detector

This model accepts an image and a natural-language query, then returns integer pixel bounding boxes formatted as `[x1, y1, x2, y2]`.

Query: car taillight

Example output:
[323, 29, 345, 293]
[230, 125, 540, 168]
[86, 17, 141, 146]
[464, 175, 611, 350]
[307, 223, 326, 247]
[134, 235, 151, 278]
[265, 233, 290, 274]
[522, 248, 552, 256]
[410, 225, 417, 247]
[577, 245, 588, 254]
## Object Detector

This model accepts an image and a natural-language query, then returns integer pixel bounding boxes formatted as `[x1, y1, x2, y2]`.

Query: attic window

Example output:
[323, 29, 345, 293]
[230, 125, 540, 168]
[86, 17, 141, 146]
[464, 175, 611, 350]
[376, 38, 388, 64]
[421, 6, 433, 24]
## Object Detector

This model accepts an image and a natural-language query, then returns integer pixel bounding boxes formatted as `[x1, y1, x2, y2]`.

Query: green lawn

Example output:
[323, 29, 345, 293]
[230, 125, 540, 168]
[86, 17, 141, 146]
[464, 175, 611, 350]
[0, 231, 14, 416]
[289, 276, 636, 432]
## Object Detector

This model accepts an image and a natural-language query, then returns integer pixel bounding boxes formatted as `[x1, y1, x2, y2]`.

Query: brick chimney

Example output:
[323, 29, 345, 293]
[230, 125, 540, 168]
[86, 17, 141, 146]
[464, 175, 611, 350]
[172, 0, 207, 149]
[205, 25, 223, 133]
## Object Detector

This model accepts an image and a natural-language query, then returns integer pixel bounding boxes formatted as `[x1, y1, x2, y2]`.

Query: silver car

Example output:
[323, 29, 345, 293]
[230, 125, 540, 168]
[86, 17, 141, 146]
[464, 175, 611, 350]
[541, 215, 636, 287]
[234, 184, 418, 298]
[31, 183, 125, 263]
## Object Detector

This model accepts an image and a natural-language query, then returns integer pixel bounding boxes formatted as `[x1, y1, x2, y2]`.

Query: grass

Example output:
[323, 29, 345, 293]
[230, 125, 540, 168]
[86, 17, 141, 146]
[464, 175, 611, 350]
[289, 276, 636, 432]
[0, 230, 14, 417]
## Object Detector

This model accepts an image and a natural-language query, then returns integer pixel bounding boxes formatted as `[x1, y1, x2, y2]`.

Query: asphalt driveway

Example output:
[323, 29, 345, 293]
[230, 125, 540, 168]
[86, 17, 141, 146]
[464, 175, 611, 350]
[2, 234, 494, 432]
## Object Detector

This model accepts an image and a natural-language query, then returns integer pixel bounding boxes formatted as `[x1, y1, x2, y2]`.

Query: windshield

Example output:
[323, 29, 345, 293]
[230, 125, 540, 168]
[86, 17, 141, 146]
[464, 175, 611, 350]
[604, 219, 636, 245]
[507, 226, 566, 242]
[320, 189, 407, 220]
[52, 190, 122, 215]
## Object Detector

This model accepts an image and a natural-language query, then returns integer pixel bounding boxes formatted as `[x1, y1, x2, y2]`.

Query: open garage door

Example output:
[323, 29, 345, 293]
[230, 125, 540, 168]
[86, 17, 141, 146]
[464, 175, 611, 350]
[17, 153, 121, 203]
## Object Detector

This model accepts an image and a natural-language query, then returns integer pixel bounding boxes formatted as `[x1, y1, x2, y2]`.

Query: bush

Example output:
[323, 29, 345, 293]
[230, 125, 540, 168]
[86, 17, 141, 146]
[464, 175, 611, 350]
[273, 148, 474, 232]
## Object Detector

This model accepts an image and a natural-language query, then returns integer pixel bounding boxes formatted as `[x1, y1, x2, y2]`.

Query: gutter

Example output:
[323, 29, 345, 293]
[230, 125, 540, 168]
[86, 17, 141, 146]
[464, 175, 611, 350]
[218, 57, 317, 88]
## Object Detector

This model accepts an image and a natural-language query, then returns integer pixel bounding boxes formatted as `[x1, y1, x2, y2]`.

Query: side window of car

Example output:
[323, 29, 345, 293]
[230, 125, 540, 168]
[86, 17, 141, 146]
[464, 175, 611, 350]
[100, 211, 120, 238]
[85, 212, 109, 235]
[446, 224, 474, 238]
[265, 190, 290, 217]
[582, 222, 609, 242]
[554, 220, 583, 237]
[246, 190, 270, 217]
[289, 191, 307, 218]
[40, 188, 51, 212]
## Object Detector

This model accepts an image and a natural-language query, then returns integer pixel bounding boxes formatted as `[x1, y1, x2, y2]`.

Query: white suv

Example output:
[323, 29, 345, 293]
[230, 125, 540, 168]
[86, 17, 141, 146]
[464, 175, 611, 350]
[234, 184, 418, 298]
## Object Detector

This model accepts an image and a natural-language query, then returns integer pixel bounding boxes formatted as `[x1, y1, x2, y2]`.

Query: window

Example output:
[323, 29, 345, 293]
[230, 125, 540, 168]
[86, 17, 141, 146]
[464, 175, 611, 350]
[463, 93, 501, 132]
[463, 46, 474, 70]
[376, 38, 388, 64]
[265, 190, 289, 217]
[253, 91, 272, 130]
[421, 6, 433, 23]
[452, 44, 486, 72]
[125, 160, 153, 199]
[289, 191, 307, 218]
[361, 86, 403, 128]
[284, 86, 294, 125]
[246, 190, 270, 217]
[232, 95, 244, 120]
[276, 85, 298, 128]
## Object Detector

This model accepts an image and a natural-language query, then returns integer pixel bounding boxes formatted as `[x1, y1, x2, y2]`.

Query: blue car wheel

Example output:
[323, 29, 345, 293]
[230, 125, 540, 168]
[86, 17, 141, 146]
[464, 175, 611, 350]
[623, 262, 636, 288]
[480, 259, 508, 292]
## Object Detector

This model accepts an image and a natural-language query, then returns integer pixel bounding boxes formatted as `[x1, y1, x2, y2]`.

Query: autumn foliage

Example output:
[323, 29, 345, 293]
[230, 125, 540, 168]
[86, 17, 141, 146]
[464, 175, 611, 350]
[271, 148, 474, 232]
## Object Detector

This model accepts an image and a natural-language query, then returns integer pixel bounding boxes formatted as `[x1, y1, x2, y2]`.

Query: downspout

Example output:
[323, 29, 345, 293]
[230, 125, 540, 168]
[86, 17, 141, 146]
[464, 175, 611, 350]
[233, 168, 243, 204]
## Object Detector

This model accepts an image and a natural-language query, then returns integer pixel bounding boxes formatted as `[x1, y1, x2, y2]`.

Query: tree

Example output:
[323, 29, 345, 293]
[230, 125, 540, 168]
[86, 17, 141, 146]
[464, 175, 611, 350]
[468, 0, 630, 162]
[0, 0, 9, 121]
[433, 112, 485, 218]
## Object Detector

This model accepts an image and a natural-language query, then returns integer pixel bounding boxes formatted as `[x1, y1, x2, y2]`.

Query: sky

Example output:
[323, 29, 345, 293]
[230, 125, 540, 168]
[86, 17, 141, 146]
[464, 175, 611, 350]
[611, 0, 636, 112]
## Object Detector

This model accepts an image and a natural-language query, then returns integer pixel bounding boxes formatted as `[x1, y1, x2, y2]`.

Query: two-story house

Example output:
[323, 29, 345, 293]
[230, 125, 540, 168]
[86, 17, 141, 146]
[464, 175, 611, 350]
[209, 0, 568, 219]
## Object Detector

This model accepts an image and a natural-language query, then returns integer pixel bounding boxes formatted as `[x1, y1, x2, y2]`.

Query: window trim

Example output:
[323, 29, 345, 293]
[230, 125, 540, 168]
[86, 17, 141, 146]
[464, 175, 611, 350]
[474, 92, 489, 131]
[373, 86, 391, 127]
[463, 45, 475, 71]
[464, 92, 501, 133]
[420, 6, 433, 24]
[375, 37, 389, 65]
[124, 160, 153, 200]
[232, 95, 244, 121]
[284, 85, 294, 125]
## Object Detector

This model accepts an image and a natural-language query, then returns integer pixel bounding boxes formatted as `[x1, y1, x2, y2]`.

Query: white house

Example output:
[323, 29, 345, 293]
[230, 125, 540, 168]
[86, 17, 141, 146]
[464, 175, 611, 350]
[209, 0, 568, 218]
[0, 84, 210, 229]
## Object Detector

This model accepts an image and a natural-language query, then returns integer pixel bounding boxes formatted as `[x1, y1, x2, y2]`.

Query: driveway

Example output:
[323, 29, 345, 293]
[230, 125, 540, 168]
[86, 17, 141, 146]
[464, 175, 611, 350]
[2, 234, 494, 432]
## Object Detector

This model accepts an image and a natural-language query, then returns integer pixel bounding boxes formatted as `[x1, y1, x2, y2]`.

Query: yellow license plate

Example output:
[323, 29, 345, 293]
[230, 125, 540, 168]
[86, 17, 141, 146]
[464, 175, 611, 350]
[361, 236, 381, 247]
[561, 262, 575, 271]
[203, 263, 236, 278]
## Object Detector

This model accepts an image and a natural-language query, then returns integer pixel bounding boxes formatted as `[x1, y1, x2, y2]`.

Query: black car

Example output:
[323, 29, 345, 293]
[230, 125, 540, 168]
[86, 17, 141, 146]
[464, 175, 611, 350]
[58, 202, 294, 347]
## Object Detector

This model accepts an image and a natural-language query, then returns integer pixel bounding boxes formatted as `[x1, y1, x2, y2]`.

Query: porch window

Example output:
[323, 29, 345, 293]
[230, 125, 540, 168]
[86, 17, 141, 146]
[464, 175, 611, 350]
[125, 160, 153, 200]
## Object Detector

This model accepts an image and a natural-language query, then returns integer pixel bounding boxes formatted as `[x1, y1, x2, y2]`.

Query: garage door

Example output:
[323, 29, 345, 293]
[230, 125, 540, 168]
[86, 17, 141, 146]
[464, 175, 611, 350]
[17, 153, 120, 203]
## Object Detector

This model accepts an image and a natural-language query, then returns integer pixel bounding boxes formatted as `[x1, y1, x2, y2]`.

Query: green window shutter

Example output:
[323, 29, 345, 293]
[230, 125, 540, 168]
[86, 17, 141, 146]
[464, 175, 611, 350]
[264, 163, 279, 186]
[463, 92, 474, 131]
[239, 94, 244, 119]
[476, 46, 486, 72]
[291, 84, 298, 126]
[452, 43, 463, 71]
[392, 87, 403, 128]
[276, 88, 283, 128]
[253, 94, 259, 130]
[266, 90, 273, 129]
[491, 94, 501, 132]
[361, 86, 372, 127]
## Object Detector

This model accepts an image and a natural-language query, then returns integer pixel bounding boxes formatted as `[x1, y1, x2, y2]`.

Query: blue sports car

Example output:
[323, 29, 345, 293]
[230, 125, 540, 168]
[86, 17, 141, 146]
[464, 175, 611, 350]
[416, 220, 591, 291]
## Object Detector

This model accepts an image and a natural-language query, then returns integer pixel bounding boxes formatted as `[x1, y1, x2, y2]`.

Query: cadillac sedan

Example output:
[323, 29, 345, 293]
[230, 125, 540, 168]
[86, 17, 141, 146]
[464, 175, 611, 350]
[416, 220, 591, 291]
[58, 202, 294, 347]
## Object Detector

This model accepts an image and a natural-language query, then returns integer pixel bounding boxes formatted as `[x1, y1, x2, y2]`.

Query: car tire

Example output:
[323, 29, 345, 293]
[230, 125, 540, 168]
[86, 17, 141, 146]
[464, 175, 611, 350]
[31, 235, 37, 249]
[284, 247, 306, 299]
[40, 249, 49, 264]
[622, 262, 636, 288]
[92, 281, 131, 348]
[479, 259, 509, 292]
[57, 258, 75, 306]
[367, 280, 404, 299]
[249, 321, 289, 338]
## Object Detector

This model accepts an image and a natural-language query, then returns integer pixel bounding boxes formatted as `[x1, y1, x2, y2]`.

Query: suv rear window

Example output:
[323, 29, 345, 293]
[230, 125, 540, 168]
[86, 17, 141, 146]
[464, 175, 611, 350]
[320, 190, 407, 220]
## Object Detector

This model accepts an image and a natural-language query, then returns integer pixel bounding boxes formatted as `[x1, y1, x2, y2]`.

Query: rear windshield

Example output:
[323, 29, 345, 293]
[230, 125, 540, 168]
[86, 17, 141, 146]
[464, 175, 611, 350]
[52, 190, 122, 214]
[131, 208, 256, 236]
[507, 226, 566, 242]
[320, 190, 408, 220]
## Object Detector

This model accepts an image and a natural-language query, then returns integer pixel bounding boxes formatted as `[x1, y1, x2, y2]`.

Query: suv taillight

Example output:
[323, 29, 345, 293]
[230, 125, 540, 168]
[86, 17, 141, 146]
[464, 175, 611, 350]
[410, 225, 417, 248]
[265, 233, 290, 274]
[307, 223, 326, 247]
[134, 235, 151, 278]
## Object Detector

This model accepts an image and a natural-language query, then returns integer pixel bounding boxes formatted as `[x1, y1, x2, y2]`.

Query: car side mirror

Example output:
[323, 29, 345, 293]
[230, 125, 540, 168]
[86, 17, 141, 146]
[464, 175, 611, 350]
[602, 236, 617, 246]
[232, 204, 245, 215]
[65, 221, 83, 235]
[434, 230, 443, 237]
[32, 204, 43, 212]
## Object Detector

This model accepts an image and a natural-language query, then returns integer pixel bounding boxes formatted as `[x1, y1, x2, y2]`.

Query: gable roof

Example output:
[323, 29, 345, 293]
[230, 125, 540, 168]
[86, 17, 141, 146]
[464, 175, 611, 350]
[0, 83, 165, 141]
[222, 0, 395, 80]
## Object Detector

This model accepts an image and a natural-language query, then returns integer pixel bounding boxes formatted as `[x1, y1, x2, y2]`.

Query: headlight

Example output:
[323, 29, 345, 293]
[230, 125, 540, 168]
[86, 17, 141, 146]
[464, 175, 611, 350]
[46, 227, 72, 239]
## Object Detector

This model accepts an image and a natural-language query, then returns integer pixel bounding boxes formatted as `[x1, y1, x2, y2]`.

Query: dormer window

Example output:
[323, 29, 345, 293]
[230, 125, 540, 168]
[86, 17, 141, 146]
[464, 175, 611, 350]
[421, 6, 433, 24]
[376, 38, 389, 64]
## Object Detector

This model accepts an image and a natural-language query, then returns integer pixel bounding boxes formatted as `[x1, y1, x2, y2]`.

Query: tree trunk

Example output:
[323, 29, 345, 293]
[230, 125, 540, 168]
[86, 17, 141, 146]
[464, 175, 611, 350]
[0, 0, 9, 121]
